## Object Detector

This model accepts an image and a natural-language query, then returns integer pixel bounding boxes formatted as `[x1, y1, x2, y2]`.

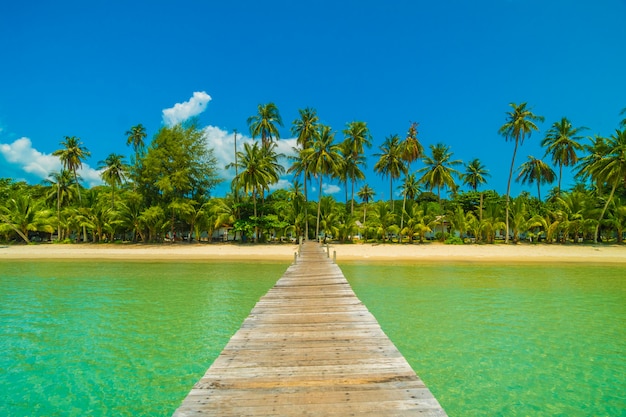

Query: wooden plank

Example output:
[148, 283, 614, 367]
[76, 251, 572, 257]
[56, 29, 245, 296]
[172, 241, 448, 416]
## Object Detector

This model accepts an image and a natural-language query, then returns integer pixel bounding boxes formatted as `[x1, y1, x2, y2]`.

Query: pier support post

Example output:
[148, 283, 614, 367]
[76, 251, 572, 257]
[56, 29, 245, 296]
[333, 250, 336, 264]
[294, 252, 297, 264]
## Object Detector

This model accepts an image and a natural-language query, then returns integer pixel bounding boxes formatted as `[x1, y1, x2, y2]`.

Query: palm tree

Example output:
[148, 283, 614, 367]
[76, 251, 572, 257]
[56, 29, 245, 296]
[343, 121, 372, 214]
[290, 108, 319, 239]
[357, 184, 375, 224]
[516, 156, 556, 200]
[98, 153, 127, 208]
[462, 158, 490, 222]
[586, 129, 626, 242]
[231, 142, 284, 242]
[301, 124, 343, 239]
[541, 117, 586, 196]
[401, 121, 424, 171]
[416, 143, 461, 204]
[339, 139, 366, 211]
[126, 124, 147, 162]
[247, 102, 283, 149]
[53, 136, 90, 204]
[0, 194, 54, 243]
[498, 102, 544, 243]
[53, 136, 90, 242]
[398, 172, 421, 241]
[44, 170, 76, 240]
[374, 134, 407, 210]
[620, 107, 626, 128]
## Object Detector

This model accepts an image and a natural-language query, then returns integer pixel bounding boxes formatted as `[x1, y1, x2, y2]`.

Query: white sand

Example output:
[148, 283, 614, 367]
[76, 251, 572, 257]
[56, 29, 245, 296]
[0, 242, 624, 263]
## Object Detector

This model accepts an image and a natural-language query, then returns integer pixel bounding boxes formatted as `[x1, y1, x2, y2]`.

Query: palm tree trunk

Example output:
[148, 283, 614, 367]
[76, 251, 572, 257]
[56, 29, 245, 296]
[303, 174, 309, 240]
[594, 179, 618, 243]
[316, 176, 323, 240]
[505, 140, 519, 244]
[558, 163, 563, 196]
[400, 193, 407, 243]
[253, 190, 258, 243]
[389, 177, 393, 211]
[350, 180, 355, 215]
[57, 182, 61, 241]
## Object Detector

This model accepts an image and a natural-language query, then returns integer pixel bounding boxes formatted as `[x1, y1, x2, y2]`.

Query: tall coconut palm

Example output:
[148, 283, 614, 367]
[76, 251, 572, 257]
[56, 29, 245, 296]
[231, 142, 284, 242]
[416, 143, 461, 204]
[374, 134, 407, 210]
[541, 117, 586, 196]
[516, 156, 556, 200]
[357, 184, 375, 224]
[290, 108, 319, 239]
[585, 129, 626, 242]
[343, 121, 372, 214]
[247, 102, 283, 149]
[401, 121, 424, 171]
[462, 158, 490, 222]
[98, 153, 127, 208]
[53, 136, 90, 204]
[126, 124, 147, 162]
[339, 139, 366, 210]
[498, 102, 544, 243]
[301, 124, 343, 239]
[288, 107, 319, 240]
[44, 170, 76, 240]
[398, 172, 421, 241]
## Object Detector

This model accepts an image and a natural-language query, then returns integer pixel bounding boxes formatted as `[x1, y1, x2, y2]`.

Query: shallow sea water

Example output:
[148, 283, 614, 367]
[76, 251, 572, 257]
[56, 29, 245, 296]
[342, 262, 626, 417]
[1, 259, 624, 416]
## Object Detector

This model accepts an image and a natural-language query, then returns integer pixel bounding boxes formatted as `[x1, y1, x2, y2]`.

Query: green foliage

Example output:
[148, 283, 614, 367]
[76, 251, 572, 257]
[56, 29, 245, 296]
[445, 235, 464, 245]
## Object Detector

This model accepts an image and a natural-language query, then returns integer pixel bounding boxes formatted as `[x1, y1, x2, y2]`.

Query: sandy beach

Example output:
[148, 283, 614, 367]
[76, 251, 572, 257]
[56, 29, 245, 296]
[0, 242, 625, 264]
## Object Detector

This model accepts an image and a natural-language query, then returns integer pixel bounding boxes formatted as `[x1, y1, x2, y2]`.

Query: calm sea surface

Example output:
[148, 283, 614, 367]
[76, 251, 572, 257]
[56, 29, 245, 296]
[1, 259, 624, 416]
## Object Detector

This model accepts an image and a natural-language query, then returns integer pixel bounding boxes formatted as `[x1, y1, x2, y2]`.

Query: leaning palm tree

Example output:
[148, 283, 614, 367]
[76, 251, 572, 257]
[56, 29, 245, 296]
[462, 158, 490, 221]
[290, 108, 319, 239]
[416, 143, 461, 204]
[301, 124, 343, 239]
[498, 102, 544, 243]
[541, 117, 586, 196]
[374, 134, 407, 210]
[343, 121, 372, 214]
[585, 129, 626, 242]
[247, 102, 283, 149]
[98, 153, 127, 208]
[516, 156, 556, 200]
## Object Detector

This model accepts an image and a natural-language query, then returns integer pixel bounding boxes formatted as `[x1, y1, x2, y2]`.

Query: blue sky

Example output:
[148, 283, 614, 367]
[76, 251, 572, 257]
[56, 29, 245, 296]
[1, 0, 625, 200]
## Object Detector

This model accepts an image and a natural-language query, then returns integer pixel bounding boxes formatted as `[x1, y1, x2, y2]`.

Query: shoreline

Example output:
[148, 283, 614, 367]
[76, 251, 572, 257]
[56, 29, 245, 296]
[1, 242, 625, 264]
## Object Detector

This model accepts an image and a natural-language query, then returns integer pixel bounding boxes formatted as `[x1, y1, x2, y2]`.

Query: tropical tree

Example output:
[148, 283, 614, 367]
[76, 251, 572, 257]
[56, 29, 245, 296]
[541, 117, 586, 196]
[462, 158, 490, 222]
[98, 153, 127, 207]
[400, 121, 424, 172]
[339, 139, 366, 211]
[290, 107, 319, 239]
[374, 134, 406, 210]
[371, 201, 396, 242]
[301, 124, 343, 239]
[516, 156, 556, 200]
[53, 135, 90, 241]
[343, 121, 372, 214]
[231, 142, 284, 242]
[585, 129, 626, 242]
[498, 102, 544, 243]
[44, 169, 76, 240]
[248, 102, 283, 149]
[398, 173, 421, 241]
[53, 136, 90, 204]
[126, 123, 147, 162]
[416, 143, 461, 204]
[0, 194, 54, 243]
[357, 184, 375, 224]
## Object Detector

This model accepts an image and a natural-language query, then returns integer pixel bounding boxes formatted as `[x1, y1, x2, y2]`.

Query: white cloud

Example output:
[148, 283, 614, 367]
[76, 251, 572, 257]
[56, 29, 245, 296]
[162, 91, 212, 126]
[269, 178, 292, 191]
[322, 183, 341, 194]
[0, 137, 102, 187]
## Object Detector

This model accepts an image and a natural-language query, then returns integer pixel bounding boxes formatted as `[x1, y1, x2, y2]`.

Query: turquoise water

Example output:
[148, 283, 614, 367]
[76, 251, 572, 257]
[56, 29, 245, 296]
[342, 262, 626, 417]
[1, 260, 625, 416]
[0, 261, 283, 416]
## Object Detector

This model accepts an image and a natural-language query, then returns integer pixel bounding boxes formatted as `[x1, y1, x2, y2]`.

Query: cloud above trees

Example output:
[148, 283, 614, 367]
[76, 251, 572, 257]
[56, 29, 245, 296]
[162, 91, 212, 126]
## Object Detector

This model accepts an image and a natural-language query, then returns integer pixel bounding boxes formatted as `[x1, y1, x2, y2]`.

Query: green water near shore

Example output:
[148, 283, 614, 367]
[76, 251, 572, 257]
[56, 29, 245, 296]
[1, 260, 624, 416]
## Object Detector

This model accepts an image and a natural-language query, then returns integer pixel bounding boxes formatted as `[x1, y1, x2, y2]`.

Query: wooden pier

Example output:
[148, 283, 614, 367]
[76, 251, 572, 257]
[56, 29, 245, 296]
[172, 242, 447, 416]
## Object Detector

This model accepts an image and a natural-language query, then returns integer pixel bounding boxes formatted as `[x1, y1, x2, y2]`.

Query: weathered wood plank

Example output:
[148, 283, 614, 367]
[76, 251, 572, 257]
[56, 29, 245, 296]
[172, 241, 447, 416]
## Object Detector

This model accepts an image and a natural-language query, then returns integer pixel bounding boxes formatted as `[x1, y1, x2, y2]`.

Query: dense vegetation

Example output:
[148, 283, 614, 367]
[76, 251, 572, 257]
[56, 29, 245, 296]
[1, 104, 625, 245]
